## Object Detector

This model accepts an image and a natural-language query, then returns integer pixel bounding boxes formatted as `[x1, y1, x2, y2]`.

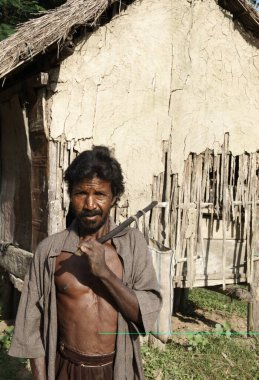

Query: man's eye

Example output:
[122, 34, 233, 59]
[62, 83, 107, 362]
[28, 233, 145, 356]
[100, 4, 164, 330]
[96, 192, 105, 196]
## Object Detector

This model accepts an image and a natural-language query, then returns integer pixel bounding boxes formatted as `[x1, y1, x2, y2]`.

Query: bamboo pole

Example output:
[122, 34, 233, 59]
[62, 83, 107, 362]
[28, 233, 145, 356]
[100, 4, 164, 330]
[248, 259, 259, 333]
[222, 133, 229, 290]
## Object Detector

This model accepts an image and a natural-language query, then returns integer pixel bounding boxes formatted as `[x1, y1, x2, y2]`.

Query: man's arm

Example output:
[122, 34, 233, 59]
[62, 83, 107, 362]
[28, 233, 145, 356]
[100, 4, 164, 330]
[100, 267, 142, 324]
[30, 357, 47, 380]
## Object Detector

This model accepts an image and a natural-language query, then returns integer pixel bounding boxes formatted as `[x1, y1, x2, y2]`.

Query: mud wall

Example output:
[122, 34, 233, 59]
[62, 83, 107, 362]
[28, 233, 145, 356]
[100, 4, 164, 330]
[48, 0, 259, 232]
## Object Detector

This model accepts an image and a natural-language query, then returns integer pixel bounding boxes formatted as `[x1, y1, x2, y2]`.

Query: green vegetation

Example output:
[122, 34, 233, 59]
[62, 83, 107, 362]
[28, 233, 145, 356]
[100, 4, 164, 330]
[142, 336, 259, 380]
[0, 302, 31, 380]
[142, 287, 259, 379]
[0, 0, 66, 40]
[188, 287, 247, 317]
[0, 325, 14, 350]
[0, 325, 31, 380]
[214, 321, 232, 337]
[187, 332, 209, 351]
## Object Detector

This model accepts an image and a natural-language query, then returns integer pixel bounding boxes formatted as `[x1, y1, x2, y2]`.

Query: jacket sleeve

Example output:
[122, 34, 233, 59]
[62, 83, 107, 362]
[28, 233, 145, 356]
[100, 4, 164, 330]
[9, 243, 45, 358]
[130, 230, 162, 334]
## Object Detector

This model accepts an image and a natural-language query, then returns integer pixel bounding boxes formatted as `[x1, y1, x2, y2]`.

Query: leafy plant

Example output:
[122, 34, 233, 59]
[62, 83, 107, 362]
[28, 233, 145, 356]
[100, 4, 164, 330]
[187, 333, 209, 351]
[215, 321, 232, 337]
[0, 0, 66, 40]
[0, 326, 14, 351]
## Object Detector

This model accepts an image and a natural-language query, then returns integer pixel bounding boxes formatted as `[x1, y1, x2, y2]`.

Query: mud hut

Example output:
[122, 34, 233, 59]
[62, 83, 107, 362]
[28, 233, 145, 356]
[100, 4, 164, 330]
[0, 0, 258, 332]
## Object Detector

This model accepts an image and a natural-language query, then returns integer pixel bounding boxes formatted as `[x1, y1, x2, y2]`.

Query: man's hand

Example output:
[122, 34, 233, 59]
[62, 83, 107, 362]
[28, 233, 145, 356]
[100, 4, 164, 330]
[78, 238, 142, 326]
[78, 238, 109, 278]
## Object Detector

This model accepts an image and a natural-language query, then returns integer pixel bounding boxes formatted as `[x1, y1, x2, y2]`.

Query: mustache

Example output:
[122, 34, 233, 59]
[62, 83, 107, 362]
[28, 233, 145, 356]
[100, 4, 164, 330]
[79, 210, 102, 218]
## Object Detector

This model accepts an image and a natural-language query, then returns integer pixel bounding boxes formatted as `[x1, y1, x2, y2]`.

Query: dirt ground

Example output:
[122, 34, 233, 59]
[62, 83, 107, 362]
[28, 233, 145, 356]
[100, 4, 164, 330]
[171, 308, 247, 344]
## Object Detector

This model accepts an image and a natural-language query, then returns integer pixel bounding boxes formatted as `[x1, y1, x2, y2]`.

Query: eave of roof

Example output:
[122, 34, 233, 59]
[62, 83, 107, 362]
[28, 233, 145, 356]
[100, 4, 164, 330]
[0, 0, 117, 83]
[0, 0, 258, 85]
[218, 0, 259, 38]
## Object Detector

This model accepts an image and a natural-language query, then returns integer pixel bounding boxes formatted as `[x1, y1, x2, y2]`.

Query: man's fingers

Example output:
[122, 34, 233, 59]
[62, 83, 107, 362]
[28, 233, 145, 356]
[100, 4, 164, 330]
[81, 241, 92, 248]
[76, 238, 105, 258]
[74, 242, 91, 256]
[79, 243, 92, 253]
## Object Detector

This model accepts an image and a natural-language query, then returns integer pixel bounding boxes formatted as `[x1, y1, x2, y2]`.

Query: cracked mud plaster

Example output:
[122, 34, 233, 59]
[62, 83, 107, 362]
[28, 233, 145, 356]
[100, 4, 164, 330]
[50, 0, 173, 212]
[169, 0, 259, 179]
[50, 0, 259, 211]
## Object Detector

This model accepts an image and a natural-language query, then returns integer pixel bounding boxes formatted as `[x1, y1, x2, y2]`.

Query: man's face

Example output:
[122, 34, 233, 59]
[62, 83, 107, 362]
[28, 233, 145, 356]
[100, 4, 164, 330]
[70, 177, 115, 234]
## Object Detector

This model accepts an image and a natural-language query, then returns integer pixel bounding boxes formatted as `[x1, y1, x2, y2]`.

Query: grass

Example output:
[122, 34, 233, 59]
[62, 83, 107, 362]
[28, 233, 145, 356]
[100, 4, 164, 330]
[0, 349, 31, 380]
[142, 336, 259, 380]
[188, 287, 247, 318]
[0, 305, 31, 380]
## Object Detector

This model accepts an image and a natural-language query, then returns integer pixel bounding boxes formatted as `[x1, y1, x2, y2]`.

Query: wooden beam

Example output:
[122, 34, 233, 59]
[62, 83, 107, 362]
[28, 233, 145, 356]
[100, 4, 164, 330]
[209, 285, 252, 302]
[0, 72, 49, 103]
[26, 72, 49, 88]
[174, 274, 247, 288]
[0, 244, 32, 280]
[218, 0, 259, 39]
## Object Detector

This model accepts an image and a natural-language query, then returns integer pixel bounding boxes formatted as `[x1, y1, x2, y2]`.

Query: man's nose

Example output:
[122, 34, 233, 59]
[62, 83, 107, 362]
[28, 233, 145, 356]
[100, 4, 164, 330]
[85, 195, 97, 210]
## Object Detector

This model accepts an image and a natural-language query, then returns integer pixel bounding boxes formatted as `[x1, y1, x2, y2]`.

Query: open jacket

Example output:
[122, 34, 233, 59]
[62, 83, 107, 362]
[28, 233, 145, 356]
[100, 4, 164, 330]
[9, 219, 162, 379]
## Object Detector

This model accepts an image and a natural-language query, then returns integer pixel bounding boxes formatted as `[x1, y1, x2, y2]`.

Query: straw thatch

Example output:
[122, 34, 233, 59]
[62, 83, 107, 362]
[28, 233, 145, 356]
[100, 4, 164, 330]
[0, 0, 117, 81]
[219, 0, 259, 37]
[0, 0, 258, 82]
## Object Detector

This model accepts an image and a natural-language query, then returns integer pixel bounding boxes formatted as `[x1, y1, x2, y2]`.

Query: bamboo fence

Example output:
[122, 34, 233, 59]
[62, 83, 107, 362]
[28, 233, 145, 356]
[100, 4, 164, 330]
[149, 134, 259, 289]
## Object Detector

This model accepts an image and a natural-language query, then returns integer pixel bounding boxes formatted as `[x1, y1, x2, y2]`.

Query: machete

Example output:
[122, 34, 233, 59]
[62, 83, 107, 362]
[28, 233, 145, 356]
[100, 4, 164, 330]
[75, 200, 158, 256]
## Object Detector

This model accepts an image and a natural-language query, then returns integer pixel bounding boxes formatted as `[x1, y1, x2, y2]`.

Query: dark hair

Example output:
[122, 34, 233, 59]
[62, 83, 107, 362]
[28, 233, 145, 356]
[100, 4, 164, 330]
[64, 146, 125, 198]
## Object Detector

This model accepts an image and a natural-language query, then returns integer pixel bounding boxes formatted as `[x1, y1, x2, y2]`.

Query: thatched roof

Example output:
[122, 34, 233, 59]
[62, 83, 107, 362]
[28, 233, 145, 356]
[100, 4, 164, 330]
[0, 0, 116, 81]
[0, 0, 258, 83]
[218, 0, 259, 38]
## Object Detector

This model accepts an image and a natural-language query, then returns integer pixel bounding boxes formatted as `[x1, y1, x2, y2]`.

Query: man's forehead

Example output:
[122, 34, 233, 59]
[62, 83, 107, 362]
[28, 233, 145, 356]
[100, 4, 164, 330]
[72, 176, 112, 189]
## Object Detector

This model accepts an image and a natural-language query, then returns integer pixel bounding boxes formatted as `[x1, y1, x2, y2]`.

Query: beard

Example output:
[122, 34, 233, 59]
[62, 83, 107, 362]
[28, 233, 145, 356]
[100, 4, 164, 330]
[77, 209, 109, 235]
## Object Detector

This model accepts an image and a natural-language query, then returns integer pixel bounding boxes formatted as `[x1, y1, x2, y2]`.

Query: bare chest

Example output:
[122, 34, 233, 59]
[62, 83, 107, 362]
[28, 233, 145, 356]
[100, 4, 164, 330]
[54, 243, 122, 353]
[54, 243, 122, 296]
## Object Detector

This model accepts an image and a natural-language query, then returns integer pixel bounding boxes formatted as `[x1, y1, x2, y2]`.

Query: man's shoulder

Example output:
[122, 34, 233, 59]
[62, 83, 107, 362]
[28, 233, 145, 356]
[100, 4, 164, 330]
[114, 225, 148, 254]
[114, 224, 145, 241]
[36, 228, 69, 252]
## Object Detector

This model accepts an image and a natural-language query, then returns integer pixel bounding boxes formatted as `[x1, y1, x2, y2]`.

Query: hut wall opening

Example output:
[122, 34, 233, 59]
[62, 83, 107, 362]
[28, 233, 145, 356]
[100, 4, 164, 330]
[0, 96, 32, 251]
[0, 76, 49, 317]
[0, 95, 32, 317]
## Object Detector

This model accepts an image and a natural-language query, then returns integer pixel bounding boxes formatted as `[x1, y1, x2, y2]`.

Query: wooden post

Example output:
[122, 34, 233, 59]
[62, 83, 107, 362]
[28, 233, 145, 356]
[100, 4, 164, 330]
[0, 244, 33, 280]
[248, 258, 259, 333]
[247, 194, 259, 333]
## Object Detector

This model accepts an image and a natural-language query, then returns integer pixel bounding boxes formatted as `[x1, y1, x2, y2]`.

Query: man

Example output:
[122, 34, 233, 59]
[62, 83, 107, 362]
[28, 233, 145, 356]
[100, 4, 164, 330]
[9, 146, 162, 380]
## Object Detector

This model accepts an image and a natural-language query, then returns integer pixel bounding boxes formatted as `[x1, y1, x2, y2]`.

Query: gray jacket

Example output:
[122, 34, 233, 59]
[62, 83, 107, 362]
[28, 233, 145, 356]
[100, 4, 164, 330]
[9, 219, 162, 379]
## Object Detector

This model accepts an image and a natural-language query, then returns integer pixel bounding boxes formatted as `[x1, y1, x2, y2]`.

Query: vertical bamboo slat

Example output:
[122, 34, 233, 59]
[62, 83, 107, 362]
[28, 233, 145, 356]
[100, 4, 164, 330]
[149, 133, 258, 290]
